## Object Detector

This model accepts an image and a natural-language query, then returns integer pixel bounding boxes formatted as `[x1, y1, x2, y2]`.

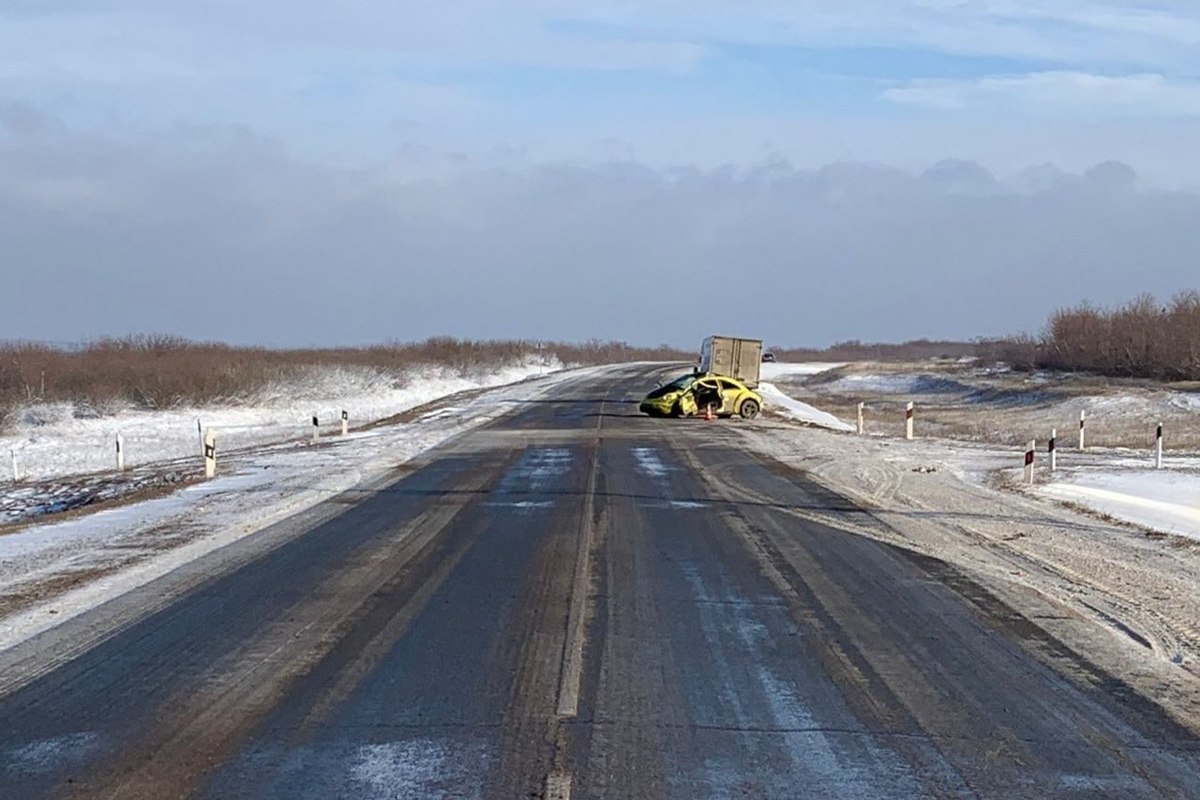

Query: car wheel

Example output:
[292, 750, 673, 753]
[670, 401, 684, 418]
[738, 399, 760, 419]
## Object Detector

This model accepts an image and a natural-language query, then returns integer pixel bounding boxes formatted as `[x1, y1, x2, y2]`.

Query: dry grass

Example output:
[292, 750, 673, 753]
[0, 336, 692, 430]
[775, 291, 1200, 382]
[789, 361, 1200, 450]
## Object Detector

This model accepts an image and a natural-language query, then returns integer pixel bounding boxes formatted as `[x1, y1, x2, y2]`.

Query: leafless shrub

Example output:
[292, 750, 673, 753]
[773, 339, 979, 362]
[1039, 292, 1200, 380]
[545, 340, 691, 365]
[974, 335, 1042, 372]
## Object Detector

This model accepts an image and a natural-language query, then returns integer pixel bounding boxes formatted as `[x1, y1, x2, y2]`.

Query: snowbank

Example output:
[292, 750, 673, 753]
[758, 383, 854, 432]
[1039, 470, 1200, 540]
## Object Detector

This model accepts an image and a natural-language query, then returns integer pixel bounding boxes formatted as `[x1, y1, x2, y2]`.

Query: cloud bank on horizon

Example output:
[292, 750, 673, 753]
[3, 1, 1199, 347]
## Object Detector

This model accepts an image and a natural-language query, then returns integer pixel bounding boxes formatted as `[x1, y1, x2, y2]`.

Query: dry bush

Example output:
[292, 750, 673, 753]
[544, 340, 691, 365]
[973, 335, 1042, 372]
[1041, 292, 1200, 380]
[773, 339, 978, 362]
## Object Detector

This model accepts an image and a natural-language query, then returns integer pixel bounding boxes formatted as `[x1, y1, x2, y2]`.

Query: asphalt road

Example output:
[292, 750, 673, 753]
[1, 364, 1199, 799]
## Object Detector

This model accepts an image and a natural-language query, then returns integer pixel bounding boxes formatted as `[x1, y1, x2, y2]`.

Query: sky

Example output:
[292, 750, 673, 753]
[2, 1, 1199, 348]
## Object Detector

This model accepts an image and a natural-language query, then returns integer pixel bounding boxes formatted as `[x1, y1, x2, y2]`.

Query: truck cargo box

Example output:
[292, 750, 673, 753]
[699, 336, 763, 387]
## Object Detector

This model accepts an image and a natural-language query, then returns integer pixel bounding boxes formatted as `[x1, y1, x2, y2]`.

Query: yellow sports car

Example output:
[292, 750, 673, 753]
[639, 373, 763, 419]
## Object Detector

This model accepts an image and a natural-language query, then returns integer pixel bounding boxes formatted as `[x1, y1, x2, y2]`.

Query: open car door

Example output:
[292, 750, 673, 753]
[678, 392, 699, 417]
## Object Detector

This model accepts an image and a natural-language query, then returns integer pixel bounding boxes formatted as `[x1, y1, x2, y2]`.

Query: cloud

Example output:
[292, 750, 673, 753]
[3, 2, 1200, 177]
[884, 72, 1200, 116]
[3, 5, 1199, 347]
[574, 2, 1200, 69]
[988, 3, 1200, 47]
[3, 125, 1196, 347]
[0, 100, 61, 138]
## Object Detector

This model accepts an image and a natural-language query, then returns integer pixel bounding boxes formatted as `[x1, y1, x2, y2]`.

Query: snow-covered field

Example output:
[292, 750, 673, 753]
[1039, 468, 1200, 538]
[758, 383, 854, 432]
[0, 360, 563, 527]
[766, 360, 1200, 541]
[759, 362, 845, 381]
[2, 359, 561, 486]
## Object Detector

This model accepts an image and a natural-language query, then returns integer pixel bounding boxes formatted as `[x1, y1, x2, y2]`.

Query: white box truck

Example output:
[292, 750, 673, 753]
[698, 336, 763, 387]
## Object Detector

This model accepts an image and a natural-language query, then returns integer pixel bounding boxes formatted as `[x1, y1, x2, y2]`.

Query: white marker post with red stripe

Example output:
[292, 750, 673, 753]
[1048, 428, 1057, 472]
[1155, 422, 1164, 469]
[1024, 439, 1036, 484]
[905, 402, 915, 440]
[1078, 410, 1087, 451]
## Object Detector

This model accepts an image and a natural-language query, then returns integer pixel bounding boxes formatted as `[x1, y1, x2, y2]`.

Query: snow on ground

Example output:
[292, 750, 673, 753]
[745, 359, 1200, 723]
[758, 362, 843, 380]
[736, 422, 1200, 730]
[818, 372, 972, 395]
[752, 362, 853, 432]
[759, 383, 854, 432]
[1039, 469, 1200, 540]
[1, 358, 560, 484]
[0, 359, 563, 526]
[0, 364, 604, 651]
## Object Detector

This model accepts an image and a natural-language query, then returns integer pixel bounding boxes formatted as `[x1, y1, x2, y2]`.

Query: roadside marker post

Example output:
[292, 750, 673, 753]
[204, 429, 217, 479]
[312, 414, 320, 443]
[341, 410, 349, 436]
[197, 418, 204, 454]
[116, 433, 125, 472]
[1024, 439, 1036, 485]
[1079, 410, 1087, 451]
[9, 449, 19, 482]
[1156, 422, 1164, 470]
[1048, 428, 1057, 472]
[856, 402, 865, 435]
[905, 402, 915, 440]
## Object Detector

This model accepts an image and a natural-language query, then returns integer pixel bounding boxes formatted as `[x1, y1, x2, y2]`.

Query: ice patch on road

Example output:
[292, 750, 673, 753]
[417, 406, 463, 421]
[631, 447, 709, 509]
[633, 447, 670, 477]
[679, 563, 923, 798]
[351, 738, 483, 800]
[486, 447, 574, 513]
[758, 384, 853, 432]
[4, 732, 99, 776]
[484, 500, 554, 510]
[496, 448, 572, 492]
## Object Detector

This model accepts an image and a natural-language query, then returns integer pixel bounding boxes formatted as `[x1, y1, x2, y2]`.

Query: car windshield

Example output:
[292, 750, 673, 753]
[645, 374, 695, 399]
